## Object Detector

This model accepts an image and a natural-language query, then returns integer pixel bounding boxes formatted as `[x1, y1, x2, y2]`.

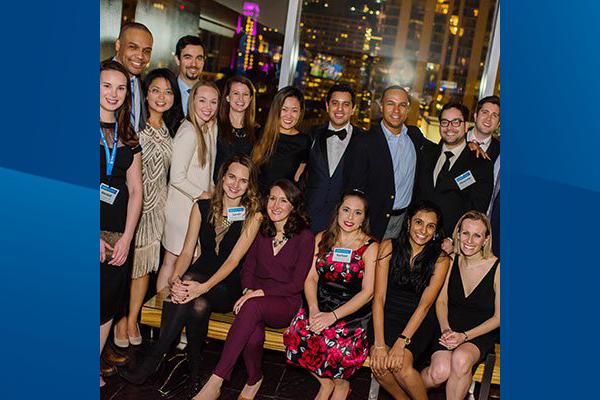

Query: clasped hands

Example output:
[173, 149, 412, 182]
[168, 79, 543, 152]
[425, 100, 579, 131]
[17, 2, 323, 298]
[100, 237, 130, 266]
[308, 309, 336, 335]
[370, 339, 406, 377]
[438, 328, 468, 350]
[169, 275, 210, 304]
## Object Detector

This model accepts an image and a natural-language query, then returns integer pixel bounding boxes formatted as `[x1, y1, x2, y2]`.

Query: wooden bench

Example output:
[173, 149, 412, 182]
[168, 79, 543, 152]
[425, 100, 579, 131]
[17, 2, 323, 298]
[141, 290, 499, 397]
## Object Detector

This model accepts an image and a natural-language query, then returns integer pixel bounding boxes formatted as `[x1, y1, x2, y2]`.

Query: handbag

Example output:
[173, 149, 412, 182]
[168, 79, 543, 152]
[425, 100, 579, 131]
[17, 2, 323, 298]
[100, 231, 123, 259]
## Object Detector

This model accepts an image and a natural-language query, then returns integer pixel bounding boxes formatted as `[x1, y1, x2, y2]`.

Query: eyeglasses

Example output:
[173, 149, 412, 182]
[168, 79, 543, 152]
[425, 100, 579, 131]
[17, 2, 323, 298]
[440, 118, 465, 127]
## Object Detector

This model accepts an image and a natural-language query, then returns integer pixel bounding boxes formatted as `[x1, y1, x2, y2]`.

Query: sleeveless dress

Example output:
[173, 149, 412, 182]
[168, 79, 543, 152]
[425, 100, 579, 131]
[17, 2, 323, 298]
[372, 254, 440, 363]
[258, 132, 310, 194]
[100, 121, 141, 324]
[132, 122, 172, 278]
[432, 257, 500, 363]
[284, 239, 376, 379]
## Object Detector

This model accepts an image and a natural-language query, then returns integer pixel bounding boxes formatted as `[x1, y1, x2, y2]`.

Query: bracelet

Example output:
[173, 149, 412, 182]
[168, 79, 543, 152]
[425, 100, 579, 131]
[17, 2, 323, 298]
[372, 345, 386, 350]
[332, 310, 339, 320]
[463, 332, 469, 341]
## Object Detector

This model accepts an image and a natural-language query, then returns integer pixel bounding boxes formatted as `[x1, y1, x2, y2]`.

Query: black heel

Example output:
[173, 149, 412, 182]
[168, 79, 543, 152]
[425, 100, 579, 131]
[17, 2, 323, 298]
[119, 352, 165, 385]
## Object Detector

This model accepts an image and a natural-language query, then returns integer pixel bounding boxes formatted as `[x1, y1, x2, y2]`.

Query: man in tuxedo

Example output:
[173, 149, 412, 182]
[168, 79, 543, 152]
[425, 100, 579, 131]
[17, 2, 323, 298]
[414, 102, 494, 237]
[304, 83, 365, 233]
[113, 22, 153, 132]
[467, 95, 500, 162]
[346, 86, 435, 240]
[174, 35, 205, 116]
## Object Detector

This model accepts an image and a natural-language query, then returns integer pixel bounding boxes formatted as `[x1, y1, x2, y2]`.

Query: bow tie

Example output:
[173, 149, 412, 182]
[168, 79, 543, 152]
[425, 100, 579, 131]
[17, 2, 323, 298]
[326, 128, 347, 140]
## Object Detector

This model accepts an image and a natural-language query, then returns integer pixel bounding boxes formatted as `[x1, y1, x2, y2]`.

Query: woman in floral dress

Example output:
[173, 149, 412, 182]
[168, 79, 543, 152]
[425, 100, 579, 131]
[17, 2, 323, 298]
[284, 189, 378, 400]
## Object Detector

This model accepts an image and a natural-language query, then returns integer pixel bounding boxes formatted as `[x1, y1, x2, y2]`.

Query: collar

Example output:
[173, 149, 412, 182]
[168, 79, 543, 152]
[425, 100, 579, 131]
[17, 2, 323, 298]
[467, 128, 492, 146]
[441, 140, 467, 158]
[178, 76, 191, 92]
[381, 120, 407, 140]
[327, 121, 351, 132]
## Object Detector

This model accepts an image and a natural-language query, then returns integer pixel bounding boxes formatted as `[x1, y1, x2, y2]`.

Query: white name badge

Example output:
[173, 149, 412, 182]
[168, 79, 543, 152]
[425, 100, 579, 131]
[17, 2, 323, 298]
[332, 247, 353, 263]
[454, 170, 477, 190]
[100, 183, 120, 205]
[227, 206, 246, 222]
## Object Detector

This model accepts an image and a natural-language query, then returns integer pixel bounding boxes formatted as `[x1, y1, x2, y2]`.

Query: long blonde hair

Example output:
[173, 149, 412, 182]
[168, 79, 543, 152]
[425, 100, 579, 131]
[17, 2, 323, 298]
[187, 79, 220, 167]
[251, 86, 304, 166]
[452, 210, 494, 259]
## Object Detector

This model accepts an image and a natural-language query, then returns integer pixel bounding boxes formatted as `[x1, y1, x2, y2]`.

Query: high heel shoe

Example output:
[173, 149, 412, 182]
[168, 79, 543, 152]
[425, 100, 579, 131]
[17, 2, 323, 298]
[128, 323, 142, 346]
[237, 378, 263, 400]
[113, 325, 129, 348]
[119, 352, 165, 385]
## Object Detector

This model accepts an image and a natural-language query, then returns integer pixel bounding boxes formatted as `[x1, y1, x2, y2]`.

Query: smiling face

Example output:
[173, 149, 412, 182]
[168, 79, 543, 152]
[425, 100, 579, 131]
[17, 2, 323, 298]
[100, 70, 128, 114]
[267, 185, 293, 224]
[380, 89, 410, 132]
[193, 85, 219, 122]
[474, 102, 500, 136]
[227, 82, 252, 114]
[459, 218, 489, 257]
[222, 162, 250, 200]
[115, 28, 153, 76]
[408, 210, 439, 247]
[279, 96, 302, 132]
[176, 44, 205, 82]
[326, 91, 355, 129]
[336, 195, 366, 234]
[440, 107, 467, 148]
[146, 77, 174, 115]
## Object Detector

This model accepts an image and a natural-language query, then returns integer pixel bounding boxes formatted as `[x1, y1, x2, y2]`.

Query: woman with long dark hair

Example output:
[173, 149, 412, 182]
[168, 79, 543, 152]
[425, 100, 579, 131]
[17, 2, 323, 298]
[120, 156, 262, 387]
[192, 179, 314, 400]
[99, 60, 143, 386]
[421, 211, 500, 400]
[251, 86, 310, 193]
[113, 68, 184, 347]
[370, 201, 450, 399]
[214, 76, 258, 180]
[284, 189, 378, 400]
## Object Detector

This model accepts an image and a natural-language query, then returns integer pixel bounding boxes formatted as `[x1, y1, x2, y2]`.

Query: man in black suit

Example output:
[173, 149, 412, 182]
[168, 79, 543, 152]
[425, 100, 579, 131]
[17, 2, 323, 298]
[467, 95, 500, 162]
[304, 83, 365, 233]
[113, 22, 153, 132]
[346, 86, 435, 240]
[414, 102, 494, 237]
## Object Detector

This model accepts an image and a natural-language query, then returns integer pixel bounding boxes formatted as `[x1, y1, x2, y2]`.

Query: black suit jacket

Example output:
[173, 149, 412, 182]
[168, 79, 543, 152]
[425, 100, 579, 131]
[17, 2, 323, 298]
[345, 121, 436, 240]
[102, 57, 147, 132]
[304, 123, 365, 233]
[413, 143, 494, 236]
[487, 136, 500, 162]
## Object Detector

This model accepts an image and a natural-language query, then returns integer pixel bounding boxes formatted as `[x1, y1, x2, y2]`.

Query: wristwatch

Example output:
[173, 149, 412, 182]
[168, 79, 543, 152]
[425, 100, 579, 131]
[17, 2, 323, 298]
[399, 335, 411, 345]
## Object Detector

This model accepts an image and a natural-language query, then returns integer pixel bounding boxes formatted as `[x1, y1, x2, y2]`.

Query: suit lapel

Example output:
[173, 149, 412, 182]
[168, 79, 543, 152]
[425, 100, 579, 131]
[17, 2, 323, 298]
[438, 146, 469, 191]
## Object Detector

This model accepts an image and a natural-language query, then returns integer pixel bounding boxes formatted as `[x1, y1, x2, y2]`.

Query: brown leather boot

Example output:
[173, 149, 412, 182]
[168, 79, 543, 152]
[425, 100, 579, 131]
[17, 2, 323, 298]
[102, 342, 130, 366]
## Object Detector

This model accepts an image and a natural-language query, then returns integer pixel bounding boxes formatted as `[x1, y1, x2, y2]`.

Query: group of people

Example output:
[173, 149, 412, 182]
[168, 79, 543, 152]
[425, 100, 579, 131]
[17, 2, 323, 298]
[100, 21, 501, 400]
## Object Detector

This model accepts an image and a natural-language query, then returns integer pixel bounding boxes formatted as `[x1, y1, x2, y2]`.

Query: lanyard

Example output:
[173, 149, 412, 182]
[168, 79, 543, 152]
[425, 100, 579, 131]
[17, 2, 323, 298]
[100, 121, 118, 176]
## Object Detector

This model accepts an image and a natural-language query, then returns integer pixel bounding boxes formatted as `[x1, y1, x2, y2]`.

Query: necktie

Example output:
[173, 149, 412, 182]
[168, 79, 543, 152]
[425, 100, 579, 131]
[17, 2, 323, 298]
[326, 128, 347, 140]
[130, 77, 139, 129]
[440, 151, 454, 174]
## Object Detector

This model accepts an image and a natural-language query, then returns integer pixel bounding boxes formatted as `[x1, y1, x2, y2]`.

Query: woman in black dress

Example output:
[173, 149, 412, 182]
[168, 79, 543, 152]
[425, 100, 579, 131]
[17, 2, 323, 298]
[213, 76, 258, 182]
[120, 155, 262, 388]
[99, 60, 143, 387]
[421, 211, 500, 400]
[251, 86, 310, 193]
[370, 201, 450, 400]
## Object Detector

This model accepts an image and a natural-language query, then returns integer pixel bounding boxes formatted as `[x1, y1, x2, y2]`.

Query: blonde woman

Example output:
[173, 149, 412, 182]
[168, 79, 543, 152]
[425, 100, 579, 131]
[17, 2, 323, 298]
[421, 211, 500, 400]
[158, 80, 220, 292]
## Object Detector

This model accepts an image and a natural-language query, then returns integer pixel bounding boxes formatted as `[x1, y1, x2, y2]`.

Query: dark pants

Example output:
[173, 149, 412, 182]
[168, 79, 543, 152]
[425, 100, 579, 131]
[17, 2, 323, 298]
[214, 296, 299, 385]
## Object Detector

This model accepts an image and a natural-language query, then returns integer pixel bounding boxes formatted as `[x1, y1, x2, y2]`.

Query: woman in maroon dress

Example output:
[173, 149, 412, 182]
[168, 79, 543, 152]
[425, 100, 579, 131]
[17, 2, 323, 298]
[284, 190, 378, 400]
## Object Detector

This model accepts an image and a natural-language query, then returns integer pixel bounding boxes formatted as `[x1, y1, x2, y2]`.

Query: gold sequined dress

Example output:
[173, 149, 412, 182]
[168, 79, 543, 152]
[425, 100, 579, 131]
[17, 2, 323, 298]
[133, 122, 172, 278]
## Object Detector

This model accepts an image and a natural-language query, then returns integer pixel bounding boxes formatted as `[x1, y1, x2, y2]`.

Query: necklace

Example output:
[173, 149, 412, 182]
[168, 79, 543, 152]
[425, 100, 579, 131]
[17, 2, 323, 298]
[233, 127, 246, 138]
[219, 216, 232, 229]
[272, 235, 288, 248]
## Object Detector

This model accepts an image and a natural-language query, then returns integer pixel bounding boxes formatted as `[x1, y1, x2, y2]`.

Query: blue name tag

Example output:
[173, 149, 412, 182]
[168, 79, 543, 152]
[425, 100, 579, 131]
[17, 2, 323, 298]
[332, 247, 352, 263]
[227, 206, 246, 222]
[454, 170, 476, 190]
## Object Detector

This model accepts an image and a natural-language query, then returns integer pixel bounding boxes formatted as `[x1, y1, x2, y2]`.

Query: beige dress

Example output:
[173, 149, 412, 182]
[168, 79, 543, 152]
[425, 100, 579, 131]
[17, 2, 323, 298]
[132, 122, 172, 278]
[162, 119, 218, 255]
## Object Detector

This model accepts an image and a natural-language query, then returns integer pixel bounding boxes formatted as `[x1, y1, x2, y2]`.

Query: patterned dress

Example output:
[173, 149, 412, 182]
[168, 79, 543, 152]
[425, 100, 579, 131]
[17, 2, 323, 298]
[132, 122, 172, 278]
[284, 239, 376, 379]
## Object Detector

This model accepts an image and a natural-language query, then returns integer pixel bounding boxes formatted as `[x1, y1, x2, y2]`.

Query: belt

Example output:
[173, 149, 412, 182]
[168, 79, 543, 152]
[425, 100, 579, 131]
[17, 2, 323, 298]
[390, 207, 407, 216]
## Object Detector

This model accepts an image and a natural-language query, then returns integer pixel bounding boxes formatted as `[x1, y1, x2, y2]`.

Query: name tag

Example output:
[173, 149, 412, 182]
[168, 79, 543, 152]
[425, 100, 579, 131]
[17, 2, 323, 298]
[332, 247, 353, 263]
[454, 170, 477, 190]
[227, 206, 246, 222]
[100, 183, 119, 205]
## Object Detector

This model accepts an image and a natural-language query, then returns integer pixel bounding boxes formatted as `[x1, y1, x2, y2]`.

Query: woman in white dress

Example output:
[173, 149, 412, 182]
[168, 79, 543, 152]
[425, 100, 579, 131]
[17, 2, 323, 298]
[157, 79, 220, 291]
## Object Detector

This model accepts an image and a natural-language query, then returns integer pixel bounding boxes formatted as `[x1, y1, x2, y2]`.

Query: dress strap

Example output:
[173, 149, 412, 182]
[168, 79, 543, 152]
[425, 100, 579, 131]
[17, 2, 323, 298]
[356, 237, 377, 256]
